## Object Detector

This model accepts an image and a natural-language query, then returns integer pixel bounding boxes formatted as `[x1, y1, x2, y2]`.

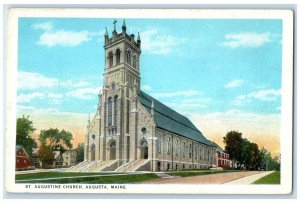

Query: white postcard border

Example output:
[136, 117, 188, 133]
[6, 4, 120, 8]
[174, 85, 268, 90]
[5, 8, 294, 194]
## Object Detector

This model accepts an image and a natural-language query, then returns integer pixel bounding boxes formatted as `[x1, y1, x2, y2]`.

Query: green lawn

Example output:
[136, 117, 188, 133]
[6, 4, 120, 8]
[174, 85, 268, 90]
[16, 172, 117, 181]
[15, 172, 160, 184]
[253, 171, 280, 184]
[167, 169, 236, 177]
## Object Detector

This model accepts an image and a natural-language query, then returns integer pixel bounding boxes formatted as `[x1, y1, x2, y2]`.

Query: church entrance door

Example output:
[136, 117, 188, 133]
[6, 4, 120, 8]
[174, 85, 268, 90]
[141, 140, 148, 159]
[90, 144, 95, 161]
[110, 141, 116, 160]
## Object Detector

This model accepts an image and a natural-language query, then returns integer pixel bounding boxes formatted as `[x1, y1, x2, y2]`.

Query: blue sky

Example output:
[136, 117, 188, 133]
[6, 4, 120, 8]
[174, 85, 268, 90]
[18, 18, 282, 115]
[17, 18, 282, 154]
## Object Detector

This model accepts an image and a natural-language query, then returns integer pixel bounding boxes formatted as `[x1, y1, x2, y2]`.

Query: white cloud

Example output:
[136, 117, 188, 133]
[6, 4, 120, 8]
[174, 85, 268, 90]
[61, 80, 89, 88]
[141, 85, 152, 91]
[224, 79, 243, 88]
[152, 90, 200, 98]
[37, 30, 93, 47]
[221, 32, 273, 48]
[48, 93, 63, 99]
[66, 87, 101, 100]
[18, 71, 59, 90]
[17, 92, 45, 103]
[140, 28, 187, 55]
[248, 89, 281, 101]
[18, 71, 91, 90]
[33, 21, 103, 47]
[32, 22, 53, 31]
[232, 88, 281, 105]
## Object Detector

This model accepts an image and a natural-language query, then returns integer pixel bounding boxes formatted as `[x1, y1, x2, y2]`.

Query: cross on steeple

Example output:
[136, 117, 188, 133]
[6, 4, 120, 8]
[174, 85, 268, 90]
[113, 19, 118, 31]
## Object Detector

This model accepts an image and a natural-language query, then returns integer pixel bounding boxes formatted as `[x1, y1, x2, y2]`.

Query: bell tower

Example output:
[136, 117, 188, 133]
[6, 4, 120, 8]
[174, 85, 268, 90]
[99, 20, 142, 163]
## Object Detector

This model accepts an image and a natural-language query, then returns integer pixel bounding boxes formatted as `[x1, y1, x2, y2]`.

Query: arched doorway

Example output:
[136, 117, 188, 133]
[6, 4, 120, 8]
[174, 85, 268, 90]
[110, 141, 116, 160]
[90, 144, 95, 161]
[141, 140, 148, 159]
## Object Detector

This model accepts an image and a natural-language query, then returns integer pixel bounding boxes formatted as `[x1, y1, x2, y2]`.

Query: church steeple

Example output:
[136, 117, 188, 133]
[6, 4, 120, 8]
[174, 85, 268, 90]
[122, 19, 126, 33]
[112, 19, 117, 36]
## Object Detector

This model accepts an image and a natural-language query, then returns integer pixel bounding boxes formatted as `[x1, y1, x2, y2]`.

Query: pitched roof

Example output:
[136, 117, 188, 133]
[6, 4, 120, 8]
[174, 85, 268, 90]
[211, 142, 225, 153]
[138, 91, 213, 146]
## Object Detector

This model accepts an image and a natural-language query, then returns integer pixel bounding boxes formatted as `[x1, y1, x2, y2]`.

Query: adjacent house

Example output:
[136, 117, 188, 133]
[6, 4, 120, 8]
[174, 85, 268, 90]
[62, 150, 77, 167]
[16, 145, 30, 170]
[53, 151, 63, 168]
[31, 148, 41, 168]
[214, 143, 231, 168]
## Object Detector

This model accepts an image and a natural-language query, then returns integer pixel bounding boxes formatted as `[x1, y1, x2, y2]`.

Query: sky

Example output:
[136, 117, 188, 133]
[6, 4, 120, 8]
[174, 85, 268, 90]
[17, 18, 282, 156]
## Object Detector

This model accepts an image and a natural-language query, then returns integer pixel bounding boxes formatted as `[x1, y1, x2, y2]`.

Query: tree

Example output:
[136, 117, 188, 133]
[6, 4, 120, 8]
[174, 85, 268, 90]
[16, 115, 37, 155]
[223, 131, 243, 168]
[259, 148, 280, 171]
[37, 145, 54, 168]
[249, 142, 260, 170]
[39, 128, 73, 152]
[240, 139, 252, 169]
[76, 143, 85, 163]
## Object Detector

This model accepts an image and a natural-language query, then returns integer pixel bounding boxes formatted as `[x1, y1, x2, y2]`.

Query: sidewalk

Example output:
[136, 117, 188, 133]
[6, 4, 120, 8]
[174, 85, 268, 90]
[223, 171, 274, 184]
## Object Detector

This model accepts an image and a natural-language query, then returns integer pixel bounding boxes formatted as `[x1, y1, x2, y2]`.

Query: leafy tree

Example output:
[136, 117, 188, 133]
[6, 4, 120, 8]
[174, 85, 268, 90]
[249, 142, 260, 170]
[16, 115, 37, 155]
[259, 148, 280, 171]
[76, 143, 85, 163]
[39, 128, 73, 152]
[223, 131, 243, 168]
[37, 145, 54, 168]
[240, 139, 252, 169]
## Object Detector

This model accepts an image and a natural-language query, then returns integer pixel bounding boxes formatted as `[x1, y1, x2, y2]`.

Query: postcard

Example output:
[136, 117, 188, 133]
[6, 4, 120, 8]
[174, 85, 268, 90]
[5, 8, 293, 194]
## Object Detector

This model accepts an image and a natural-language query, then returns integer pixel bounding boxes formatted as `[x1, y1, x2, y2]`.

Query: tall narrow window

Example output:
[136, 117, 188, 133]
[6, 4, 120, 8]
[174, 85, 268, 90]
[182, 142, 186, 158]
[199, 147, 202, 160]
[126, 50, 131, 65]
[189, 144, 192, 158]
[114, 95, 118, 128]
[107, 97, 112, 126]
[175, 140, 179, 156]
[156, 140, 162, 153]
[116, 49, 121, 65]
[109, 52, 113, 67]
[167, 138, 171, 154]
[133, 55, 137, 68]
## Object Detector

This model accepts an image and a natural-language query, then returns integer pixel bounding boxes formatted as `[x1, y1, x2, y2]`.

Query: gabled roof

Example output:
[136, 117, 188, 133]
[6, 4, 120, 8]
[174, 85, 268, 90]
[211, 142, 225, 153]
[16, 145, 29, 157]
[138, 91, 213, 146]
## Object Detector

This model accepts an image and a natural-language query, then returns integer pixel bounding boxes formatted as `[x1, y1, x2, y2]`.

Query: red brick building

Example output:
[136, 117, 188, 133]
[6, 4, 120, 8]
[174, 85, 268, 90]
[16, 145, 30, 170]
[214, 143, 231, 168]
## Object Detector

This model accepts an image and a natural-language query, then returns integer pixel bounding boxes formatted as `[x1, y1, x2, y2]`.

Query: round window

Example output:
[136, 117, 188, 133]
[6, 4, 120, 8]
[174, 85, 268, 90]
[92, 134, 96, 140]
[141, 127, 146, 133]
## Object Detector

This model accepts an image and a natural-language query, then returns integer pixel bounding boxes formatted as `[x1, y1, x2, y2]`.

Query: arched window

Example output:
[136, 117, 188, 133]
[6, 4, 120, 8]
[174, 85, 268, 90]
[109, 52, 113, 67]
[114, 95, 118, 129]
[107, 97, 112, 126]
[110, 141, 116, 160]
[167, 137, 171, 154]
[126, 50, 131, 65]
[175, 140, 179, 156]
[133, 55, 137, 68]
[182, 142, 186, 158]
[141, 140, 148, 159]
[195, 148, 197, 160]
[189, 144, 192, 158]
[199, 146, 202, 160]
[208, 149, 210, 161]
[116, 49, 121, 65]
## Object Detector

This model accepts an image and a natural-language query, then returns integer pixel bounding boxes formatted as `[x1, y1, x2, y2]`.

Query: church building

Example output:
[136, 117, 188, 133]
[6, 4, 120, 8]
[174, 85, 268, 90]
[67, 20, 216, 172]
